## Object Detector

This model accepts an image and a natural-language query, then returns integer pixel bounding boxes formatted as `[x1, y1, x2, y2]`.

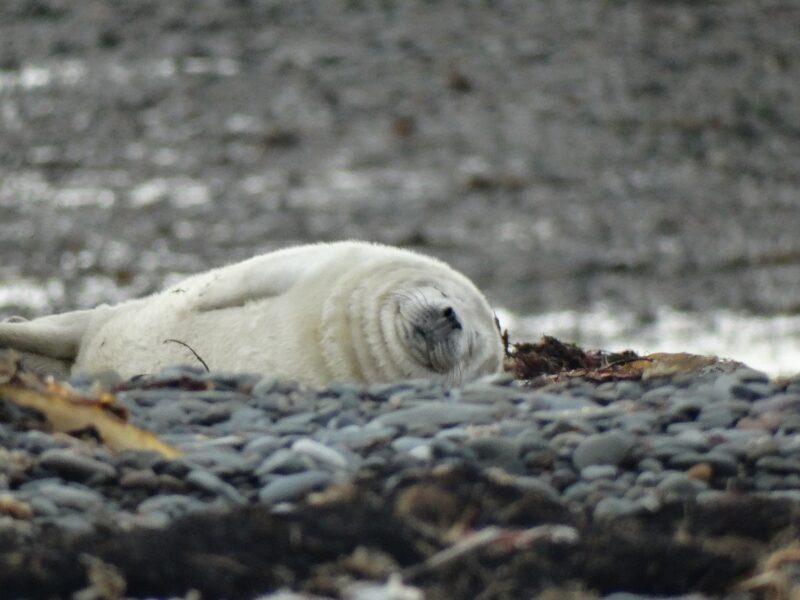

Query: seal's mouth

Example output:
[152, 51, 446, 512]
[393, 288, 467, 376]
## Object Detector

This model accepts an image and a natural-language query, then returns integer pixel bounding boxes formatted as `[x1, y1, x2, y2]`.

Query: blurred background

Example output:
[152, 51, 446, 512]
[1, 1, 799, 374]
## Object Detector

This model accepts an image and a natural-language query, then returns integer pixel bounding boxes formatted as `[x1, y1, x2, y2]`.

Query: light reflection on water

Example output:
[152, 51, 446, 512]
[499, 305, 800, 378]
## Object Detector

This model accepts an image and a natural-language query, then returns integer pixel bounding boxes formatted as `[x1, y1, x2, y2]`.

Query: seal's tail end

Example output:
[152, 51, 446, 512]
[0, 309, 97, 364]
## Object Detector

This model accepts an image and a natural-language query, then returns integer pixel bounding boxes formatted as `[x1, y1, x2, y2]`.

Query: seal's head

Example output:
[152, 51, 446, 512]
[392, 283, 503, 384]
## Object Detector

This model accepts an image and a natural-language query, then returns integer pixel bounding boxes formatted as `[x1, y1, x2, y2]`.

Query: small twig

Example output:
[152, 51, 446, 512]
[163, 338, 210, 372]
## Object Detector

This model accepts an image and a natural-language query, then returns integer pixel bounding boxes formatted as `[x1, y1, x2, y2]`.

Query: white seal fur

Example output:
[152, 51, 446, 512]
[0, 241, 504, 385]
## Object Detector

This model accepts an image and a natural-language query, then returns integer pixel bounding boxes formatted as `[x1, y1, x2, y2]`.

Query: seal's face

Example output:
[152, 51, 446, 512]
[393, 284, 502, 383]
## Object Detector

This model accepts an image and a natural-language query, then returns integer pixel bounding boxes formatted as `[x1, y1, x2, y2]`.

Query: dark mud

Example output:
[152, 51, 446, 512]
[1, 1, 800, 320]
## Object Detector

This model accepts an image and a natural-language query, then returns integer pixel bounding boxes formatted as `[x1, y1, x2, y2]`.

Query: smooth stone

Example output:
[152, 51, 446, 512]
[466, 437, 525, 474]
[458, 386, 520, 404]
[372, 402, 501, 429]
[251, 375, 297, 397]
[324, 426, 395, 449]
[243, 435, 283, 456]
[391, 437, 430, 453]
[43, 513, 94, 534]
[147, 402, 190, 425]
[581, 465, 618, 481]
[115, 450, 164, 471]
[183, 449, 254, 478]
[696, 407, 737, 429]
[515, 430, 549, 452]
[525, 393, 594, 411]
[32, 482, 104, 510]
[593, 497, 639, 521]
[640, 385, 678, 403]
[27, 496, 59, 517]
[778, 415, 800, 435]
[189, 404, 233, 426]
[16, 431, 70, 453]
[271, 413, 318, 434]
[258, 471, 332, 505]
[186, 470, 247, 505]
[665, 422, 703, 434]
[39, 449, 117, 482]
[755, 456, 800, 474]
[731, 382, 772, 401]
[562, 481, 592, 502]
[407, 445, 433, 461]
[509, 476, 561, 502]
[636, 457, 663, 473]
[614, 381, 644, 399]
[256, 449, 315, 476]
[733, 368, 770, 383]
[120, 469, 161, 490]
[656, 472, 708, 499]
[669, 452, 739, 476]
[635, 471, 659, 487]
[612, 411, 658, 434]
[291, 438, 349, 470]
[137, 494, 206, 519]
[572, 431, 635, 470]
[226, 406, 270, 427]
[750, 394, 800, 415]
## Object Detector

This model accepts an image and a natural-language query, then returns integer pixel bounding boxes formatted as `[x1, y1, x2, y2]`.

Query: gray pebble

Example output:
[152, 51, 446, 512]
[258, 471, 332, 505]
[138, 494, 206, 520]
[372, 402, 502, 429]
[120, 469, 162, 491]
[581, 465, 618, 481]
[186, 470, 247, 505]
[39, 449, 117, 482]
[31, 482, 104, 511]
[573, 431, 635, 470]
[731, 382, 772, 401]
[324, 425, 395, 449]
[291, 438, 350, 470]
[668, 452, 738, 476]
[256, 449, 316, 476]
[593, 496, 639, 521]
[696, 407, 737, 429]
[636, 457, 663, 474]
[755, 456, 800, 474]
[184, 448, 255, 477]
[656, 472, 707, 499]
[466, 437, 525, 474]
[27, 495, 59, 516]
[243, 435, 283, 456]
[42, 513, 94, 534]
[750, 394, 800, 415]
[391, 436, 430, 453]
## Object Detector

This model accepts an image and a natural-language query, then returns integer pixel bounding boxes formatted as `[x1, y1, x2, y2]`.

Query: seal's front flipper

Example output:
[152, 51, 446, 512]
[0, 308, 98, 360]
[191, 245, 336, 312]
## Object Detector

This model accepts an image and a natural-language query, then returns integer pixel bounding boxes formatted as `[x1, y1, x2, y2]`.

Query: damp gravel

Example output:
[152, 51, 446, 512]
[2, 364, 800, 542]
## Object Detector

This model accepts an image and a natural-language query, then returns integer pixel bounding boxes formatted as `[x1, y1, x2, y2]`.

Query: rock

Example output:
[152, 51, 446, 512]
[258, 471, 332, 505]
[186, 470, 247, 504]
[572, 431, 636, 470]
[39, 450, 117, 482]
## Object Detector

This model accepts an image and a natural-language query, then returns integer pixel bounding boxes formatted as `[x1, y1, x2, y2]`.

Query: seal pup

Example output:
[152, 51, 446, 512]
[0, 241, 504, 386]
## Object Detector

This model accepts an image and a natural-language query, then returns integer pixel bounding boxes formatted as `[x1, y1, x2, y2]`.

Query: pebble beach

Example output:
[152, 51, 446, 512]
[2, 359, 799, 598]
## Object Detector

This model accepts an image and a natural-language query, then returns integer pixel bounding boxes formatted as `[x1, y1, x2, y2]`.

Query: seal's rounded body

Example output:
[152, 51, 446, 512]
[1, 242, 504, 385]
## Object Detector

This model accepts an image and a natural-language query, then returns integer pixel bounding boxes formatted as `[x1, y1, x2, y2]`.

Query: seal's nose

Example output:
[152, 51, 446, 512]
[442, 306, 462, 330]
